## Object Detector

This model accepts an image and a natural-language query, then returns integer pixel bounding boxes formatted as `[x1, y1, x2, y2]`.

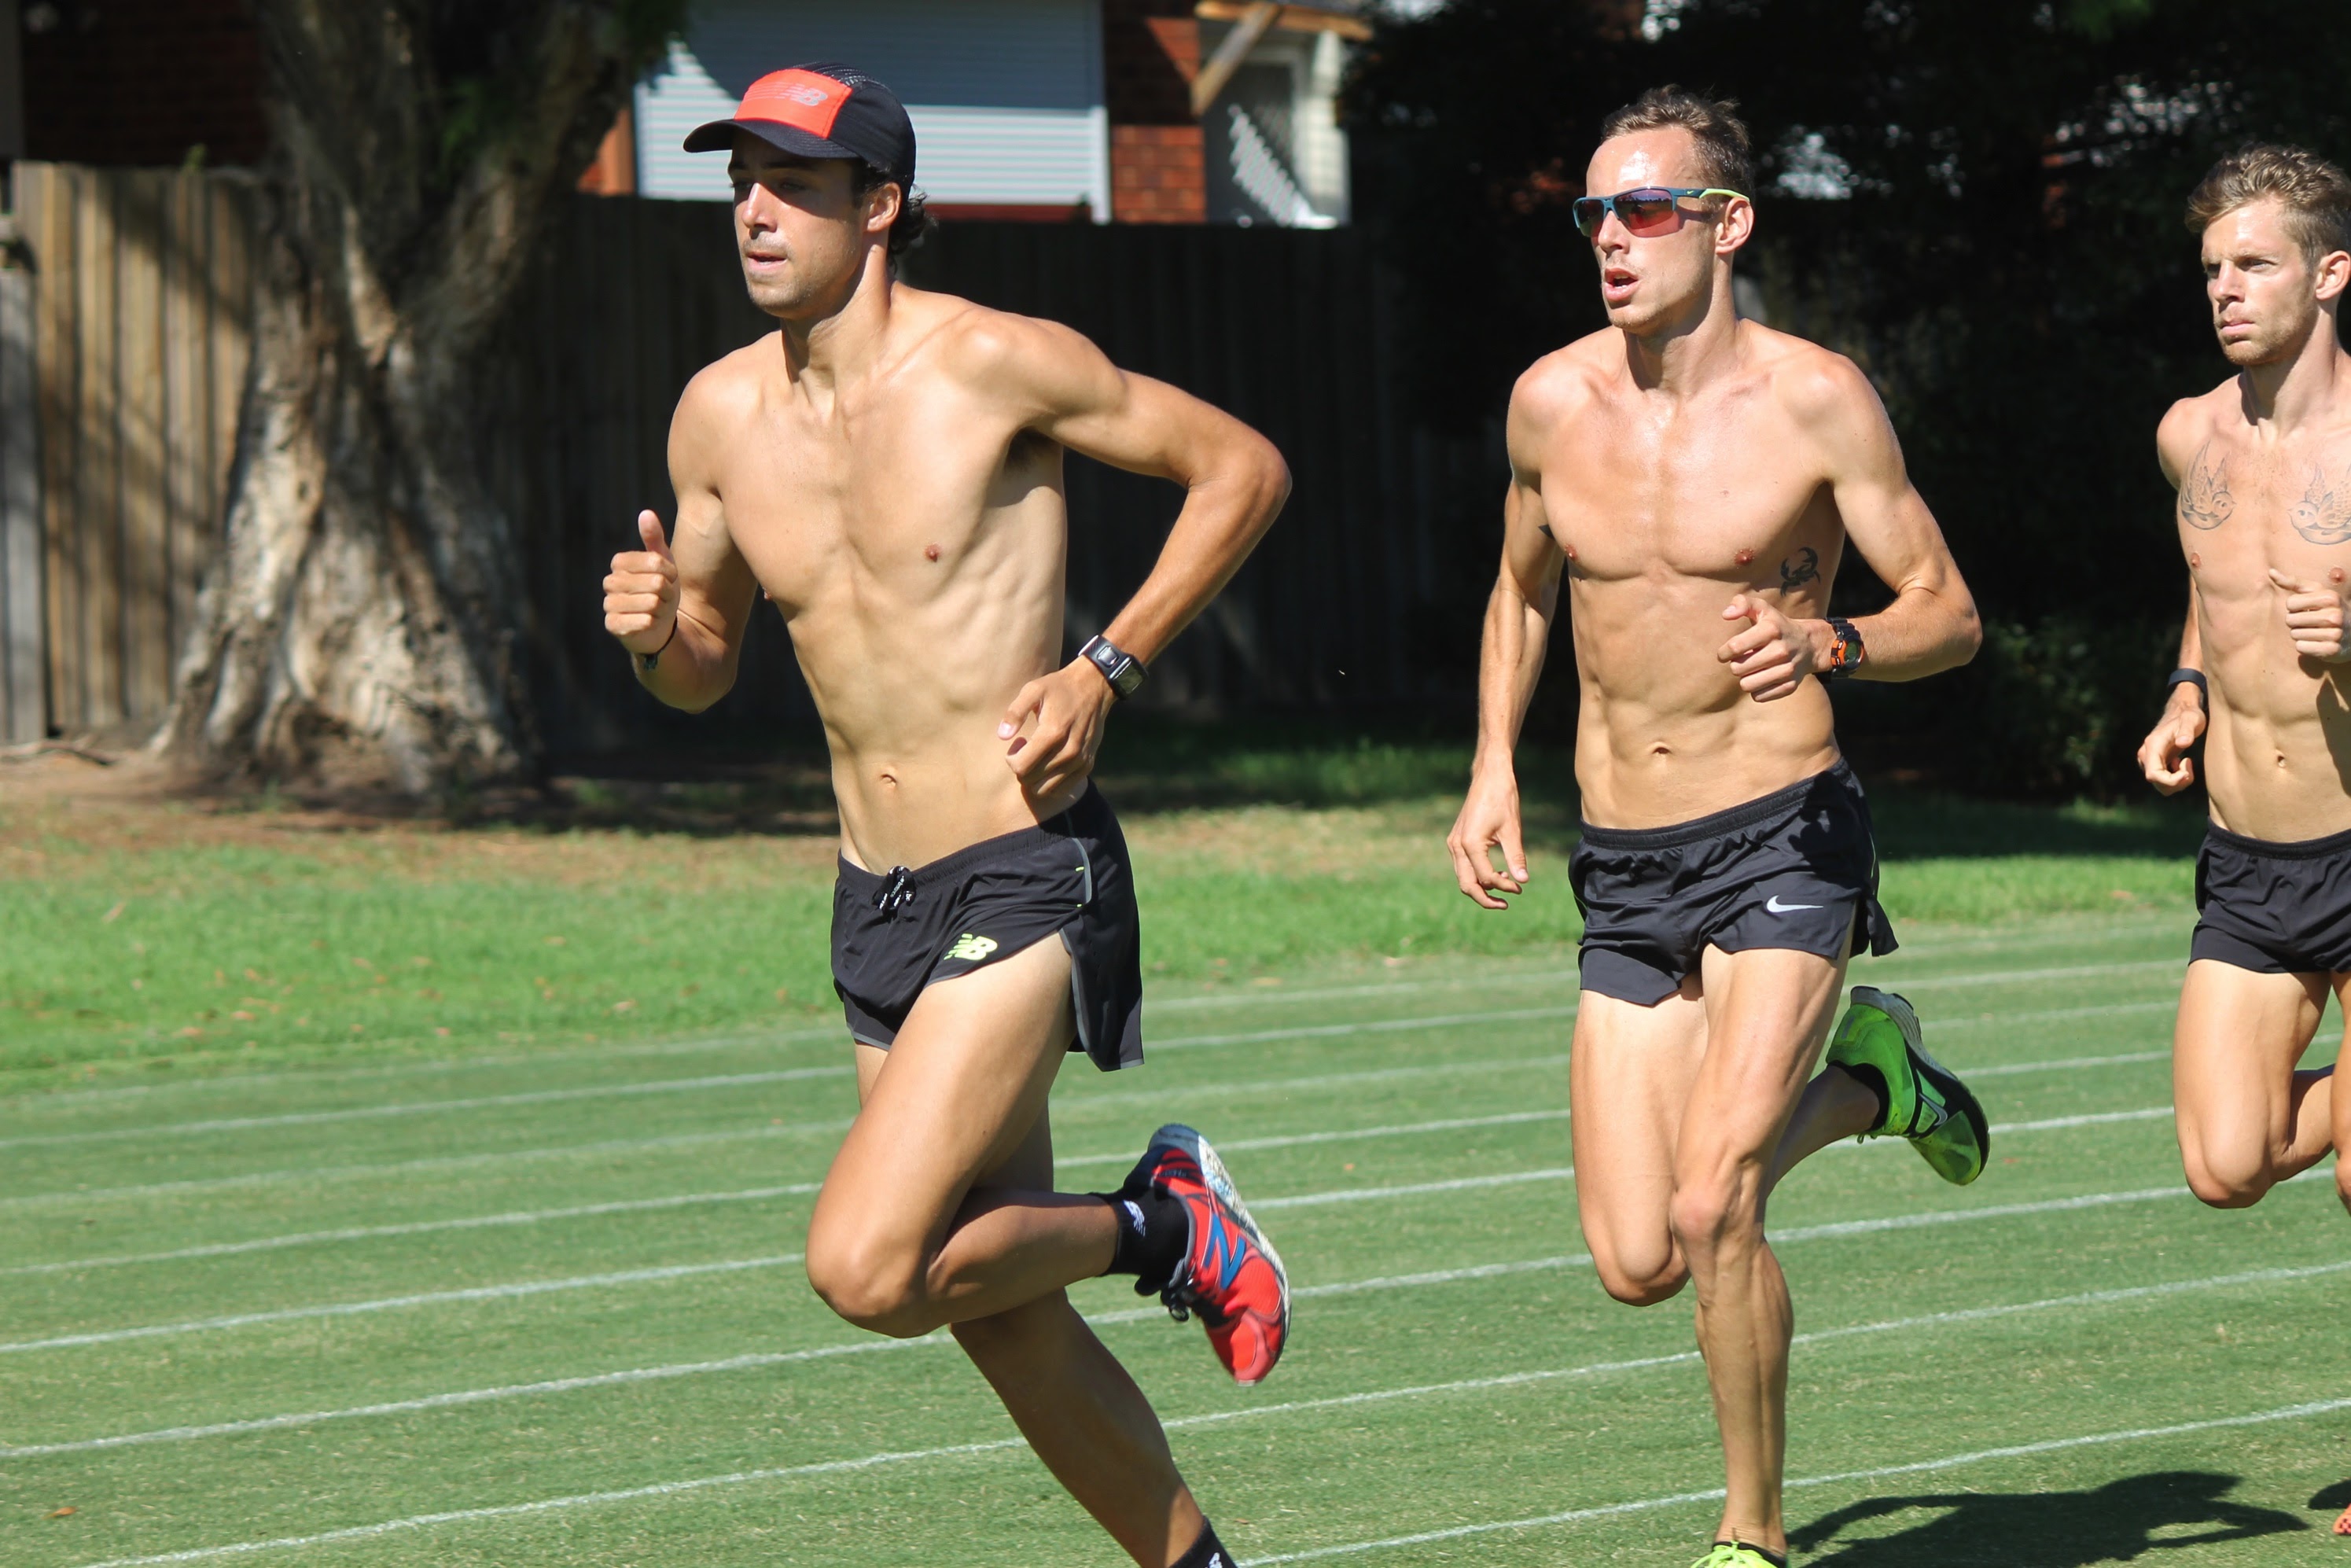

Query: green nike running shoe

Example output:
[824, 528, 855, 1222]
[1824, 985, 1991, 1186]
[1690, 1544, 1783, 1568]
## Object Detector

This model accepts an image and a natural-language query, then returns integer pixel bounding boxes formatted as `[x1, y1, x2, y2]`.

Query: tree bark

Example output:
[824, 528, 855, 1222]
[156, 2, 675, 792]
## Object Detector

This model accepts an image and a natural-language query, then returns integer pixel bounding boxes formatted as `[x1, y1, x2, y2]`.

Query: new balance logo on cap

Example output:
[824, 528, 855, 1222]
[681, 61, 918, 187]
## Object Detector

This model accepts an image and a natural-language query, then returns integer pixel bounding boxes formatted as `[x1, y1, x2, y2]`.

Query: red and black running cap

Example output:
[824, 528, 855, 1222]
[683, 63, 917, 189]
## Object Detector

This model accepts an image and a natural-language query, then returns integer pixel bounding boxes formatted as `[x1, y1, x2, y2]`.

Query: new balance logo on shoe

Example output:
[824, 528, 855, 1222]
[944, 933, 999, 962]
[1764, 894, 1822, 914]
[1121, 1198, 1146, 1235]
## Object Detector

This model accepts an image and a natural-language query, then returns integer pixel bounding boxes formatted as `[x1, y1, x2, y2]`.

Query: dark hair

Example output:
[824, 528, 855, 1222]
[1598, 86, 1754, 197]
[852, 163, 932, 259]
[2186, 143, 2351, 266]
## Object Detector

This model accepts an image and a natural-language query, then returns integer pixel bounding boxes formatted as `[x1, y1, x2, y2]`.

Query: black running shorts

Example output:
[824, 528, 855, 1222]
[2191, 821, 2351, 976]
[1568, 760, 1897, 1007]
[830, 785, 1145, 1071]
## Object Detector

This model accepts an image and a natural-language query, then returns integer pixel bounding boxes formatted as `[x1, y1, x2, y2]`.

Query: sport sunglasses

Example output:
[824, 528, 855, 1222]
[1572, 186, 1749, 239]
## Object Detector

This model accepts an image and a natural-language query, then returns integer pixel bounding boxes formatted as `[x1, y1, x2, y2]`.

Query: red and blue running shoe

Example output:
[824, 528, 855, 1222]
[1121, 1124, 1290, 1385]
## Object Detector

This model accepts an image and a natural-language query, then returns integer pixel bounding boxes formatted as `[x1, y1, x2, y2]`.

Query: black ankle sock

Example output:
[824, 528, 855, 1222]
[1172, 1522, 1233, 1568]
[1837, 1060, 1890, 1127]
[1716, 1543, 1786, 1568]
[1095, 1185, 1188, 1295]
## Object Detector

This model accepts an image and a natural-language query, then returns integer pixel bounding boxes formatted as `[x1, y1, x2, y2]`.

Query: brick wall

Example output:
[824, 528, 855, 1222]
[20, 0, 266, 167]
[1103, 0, 1204, 224]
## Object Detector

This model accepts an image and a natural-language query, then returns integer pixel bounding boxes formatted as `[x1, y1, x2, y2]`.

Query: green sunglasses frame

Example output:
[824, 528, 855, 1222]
[1572, 186, 1751, 238]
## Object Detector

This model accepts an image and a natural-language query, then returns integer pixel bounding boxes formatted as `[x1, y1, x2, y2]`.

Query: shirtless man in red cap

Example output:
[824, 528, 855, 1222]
[603, 62, 1289, 1568]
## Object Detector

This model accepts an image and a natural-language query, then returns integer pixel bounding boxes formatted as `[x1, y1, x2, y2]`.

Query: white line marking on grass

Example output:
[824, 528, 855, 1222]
[62, 1312, 2350, 1566]
[0, 1256, 804, 1355]
[0, 1336, 932, 1459]
[0, 1067, 854, 1150]
[0, 1117, 858, 1212]
[31, 1204, 2336, 1464]
[63, 1434, 1045, 1568]
[1886, 956, 2179, 989]
[0, 1186, 819, 1278]
[1252, 1168, 1577, 1209]
[1249, 1397, 2351, 1562]
[2, 1027, 855, 1112]
[1967, 1047, 2169, 1077]
[0, 1055, 1573, 1212]
[17, 954, 2182, 1143]
[1056, 1110, 1571, 1169]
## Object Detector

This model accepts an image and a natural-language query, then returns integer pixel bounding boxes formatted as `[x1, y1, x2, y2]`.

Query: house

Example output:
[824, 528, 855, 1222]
[594, 0, 1367, 227]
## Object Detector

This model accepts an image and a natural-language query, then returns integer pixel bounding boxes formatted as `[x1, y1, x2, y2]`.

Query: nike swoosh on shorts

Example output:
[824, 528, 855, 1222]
[1765, 894, 1823, 913]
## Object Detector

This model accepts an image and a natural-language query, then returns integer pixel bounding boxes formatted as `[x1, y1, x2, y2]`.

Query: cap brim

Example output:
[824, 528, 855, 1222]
[683, 117, 861, 161]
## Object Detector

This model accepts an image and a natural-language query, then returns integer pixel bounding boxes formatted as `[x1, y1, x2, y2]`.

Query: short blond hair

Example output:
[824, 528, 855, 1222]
[2186, 143, 2351, 266]
[1599, 86, 1753, 196]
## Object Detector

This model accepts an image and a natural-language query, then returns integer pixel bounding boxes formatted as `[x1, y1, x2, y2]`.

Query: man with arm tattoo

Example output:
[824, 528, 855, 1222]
[2137, 147, 2351, 1275]
[1445, 88, 1986, 1568]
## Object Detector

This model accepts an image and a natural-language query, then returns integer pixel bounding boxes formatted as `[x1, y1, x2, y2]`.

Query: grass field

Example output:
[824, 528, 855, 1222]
[7, 899, 2351, 1565]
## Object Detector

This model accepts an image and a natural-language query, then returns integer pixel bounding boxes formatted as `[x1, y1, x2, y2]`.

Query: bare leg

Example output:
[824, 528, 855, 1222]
[1676, 943, 1851, 1557]
[1569, 945, 1849, 1556]
[805, 937, 1204, 1566]
[1569, 982, 1707, 1307]
[1764, 1067, 1881, 1194]
[951, 1100, 1208, 1566]
[2173, 959, 2334, 1208]
[2331, 973, 2351, 1216]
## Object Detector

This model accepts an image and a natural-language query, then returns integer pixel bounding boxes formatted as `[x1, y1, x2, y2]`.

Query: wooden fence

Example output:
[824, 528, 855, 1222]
[1, 220, 39, 743]
[4, 166, 1503, 753]
[4, 161, 255, 742]
[499, 204, 1507, 750]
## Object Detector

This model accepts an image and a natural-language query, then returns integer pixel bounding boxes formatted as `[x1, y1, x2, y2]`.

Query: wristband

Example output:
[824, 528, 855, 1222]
[638, 617, 679, 672]
[1819, 617, 1865, 679]
[1078, 634, 1146, 700]
[2167, 668, 2207, 707]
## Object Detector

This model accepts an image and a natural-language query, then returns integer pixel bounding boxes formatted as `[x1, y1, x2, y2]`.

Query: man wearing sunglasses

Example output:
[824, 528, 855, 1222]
[1448, 87, 1987, 1568]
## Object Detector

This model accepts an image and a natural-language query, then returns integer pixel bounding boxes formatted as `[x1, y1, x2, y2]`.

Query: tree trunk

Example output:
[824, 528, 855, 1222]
[156, 2, 675, 792]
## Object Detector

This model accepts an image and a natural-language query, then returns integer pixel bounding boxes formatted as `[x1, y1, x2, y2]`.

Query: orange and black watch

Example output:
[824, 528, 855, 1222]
[1821, 617, 1866, 679]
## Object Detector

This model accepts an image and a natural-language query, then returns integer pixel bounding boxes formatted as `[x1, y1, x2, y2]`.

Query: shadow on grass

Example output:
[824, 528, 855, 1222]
[1790, 1471, 2303, 1565]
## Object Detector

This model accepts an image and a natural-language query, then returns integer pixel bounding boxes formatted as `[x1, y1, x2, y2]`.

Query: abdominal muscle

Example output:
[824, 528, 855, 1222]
[2200, 661, 2351, 843]
[1568, 579, 1841, 829]
[782, 534, 1080, 873]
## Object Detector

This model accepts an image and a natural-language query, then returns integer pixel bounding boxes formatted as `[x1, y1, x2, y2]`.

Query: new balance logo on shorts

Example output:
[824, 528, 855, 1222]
[944, 933, 999, 962]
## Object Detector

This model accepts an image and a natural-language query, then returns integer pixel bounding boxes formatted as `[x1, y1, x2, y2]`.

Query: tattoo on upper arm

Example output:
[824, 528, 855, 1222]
[1779, 547, 1821, 591]
[2292, 463, 2351, 546]
[2179, 442, 2235, 531]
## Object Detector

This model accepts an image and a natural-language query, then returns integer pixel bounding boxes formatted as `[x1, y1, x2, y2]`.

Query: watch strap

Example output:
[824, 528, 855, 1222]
[1078, 633, 1146, 700]
[1822, 617, 1864, 679]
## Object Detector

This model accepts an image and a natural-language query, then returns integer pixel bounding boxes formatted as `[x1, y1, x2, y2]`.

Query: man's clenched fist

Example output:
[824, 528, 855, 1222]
[1718, 593, 1827, 702]
[2272, 568, 2351, 664]
[605, 510, 680, 655]
[2137, 688, 2206, 796]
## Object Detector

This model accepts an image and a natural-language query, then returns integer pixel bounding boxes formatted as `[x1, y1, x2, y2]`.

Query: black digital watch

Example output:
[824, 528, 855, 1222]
[1078, 634, 1146, 700]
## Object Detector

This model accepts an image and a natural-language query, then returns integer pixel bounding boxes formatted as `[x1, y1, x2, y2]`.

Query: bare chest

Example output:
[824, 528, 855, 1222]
[1536, 401, 1834, 584]
[2179, 436, 2351, 601]
[713, 387, 1058, 614]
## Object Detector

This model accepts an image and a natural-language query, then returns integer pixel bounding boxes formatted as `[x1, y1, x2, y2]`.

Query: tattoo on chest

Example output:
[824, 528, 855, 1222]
[1779, 547, 1821, 591]
[2178, 442, 2235, 532]
[2293, 463, 2351, 546]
